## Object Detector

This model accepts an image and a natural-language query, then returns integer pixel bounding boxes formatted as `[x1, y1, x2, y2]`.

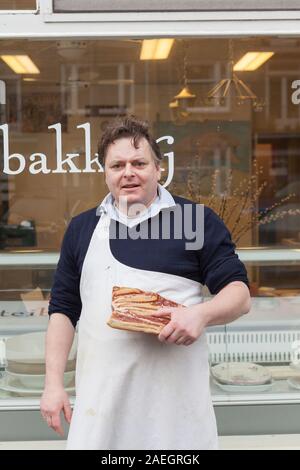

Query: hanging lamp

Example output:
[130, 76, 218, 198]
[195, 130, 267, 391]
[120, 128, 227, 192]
[206, 39, 264, 112]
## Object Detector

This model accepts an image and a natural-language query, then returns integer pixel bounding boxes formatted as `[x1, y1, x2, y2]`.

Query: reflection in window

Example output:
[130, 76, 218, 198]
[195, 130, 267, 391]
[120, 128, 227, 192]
[0, 37, 300, 253]
[0, 36, 300, 405]
[0, 0, 36, 9]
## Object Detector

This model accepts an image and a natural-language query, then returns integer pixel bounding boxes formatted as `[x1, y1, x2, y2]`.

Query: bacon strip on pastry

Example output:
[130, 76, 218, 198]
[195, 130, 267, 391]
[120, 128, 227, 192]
[107, 286, 181, 335]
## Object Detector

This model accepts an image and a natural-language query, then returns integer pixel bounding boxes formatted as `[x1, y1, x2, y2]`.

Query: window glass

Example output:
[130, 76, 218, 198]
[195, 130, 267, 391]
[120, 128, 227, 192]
[1, 38, 300, 250]
[53, 0, 300, 13]
[0, 37, 300, 402]
[0, 1, 36, 9]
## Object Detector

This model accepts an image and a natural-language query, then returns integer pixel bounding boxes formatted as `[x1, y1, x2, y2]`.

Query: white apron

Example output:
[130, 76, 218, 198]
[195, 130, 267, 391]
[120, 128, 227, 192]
[66, 213, 218, 450]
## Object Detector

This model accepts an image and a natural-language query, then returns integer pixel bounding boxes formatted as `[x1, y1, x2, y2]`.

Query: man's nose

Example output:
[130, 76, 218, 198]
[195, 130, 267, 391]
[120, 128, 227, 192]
[124, 163, 134, 177]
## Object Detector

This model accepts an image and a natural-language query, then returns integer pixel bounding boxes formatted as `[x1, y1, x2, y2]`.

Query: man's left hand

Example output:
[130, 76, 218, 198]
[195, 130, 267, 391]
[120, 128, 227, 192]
[152, 305, 205, 346]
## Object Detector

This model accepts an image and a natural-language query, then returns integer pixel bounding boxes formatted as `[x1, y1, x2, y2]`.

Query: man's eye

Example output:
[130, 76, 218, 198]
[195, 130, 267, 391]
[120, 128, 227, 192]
[112, 164, 121, 169]
[135, 162, 146, 167]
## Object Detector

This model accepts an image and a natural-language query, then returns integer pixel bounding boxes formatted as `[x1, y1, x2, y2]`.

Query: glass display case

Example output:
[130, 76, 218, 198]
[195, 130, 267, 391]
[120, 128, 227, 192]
[0, 253, 75, 394]
[1, 34, 300, 440]
[0, 248, 300, 439]
[207, 248, 300, 435]
[0, 253, 75, 440]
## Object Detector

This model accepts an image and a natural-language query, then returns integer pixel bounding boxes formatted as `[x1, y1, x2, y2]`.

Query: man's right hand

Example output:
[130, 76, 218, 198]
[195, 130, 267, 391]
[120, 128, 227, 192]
[40, 386, 72, 437]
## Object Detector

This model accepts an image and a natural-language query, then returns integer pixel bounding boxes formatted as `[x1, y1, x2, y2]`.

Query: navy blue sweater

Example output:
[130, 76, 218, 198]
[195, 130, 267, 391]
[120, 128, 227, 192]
[48, 195, 249, 328]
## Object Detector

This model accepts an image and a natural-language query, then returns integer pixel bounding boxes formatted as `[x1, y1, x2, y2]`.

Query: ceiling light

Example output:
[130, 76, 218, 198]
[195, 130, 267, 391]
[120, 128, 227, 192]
[0, 80, 6, 105]
[234, 52, 274, 71]
[140, 39, 174, 60]
[207, 40, 264, 112]
[56, 41, 87, 60]
[174, 86, 196, 108]
[1, 55, 40, 74]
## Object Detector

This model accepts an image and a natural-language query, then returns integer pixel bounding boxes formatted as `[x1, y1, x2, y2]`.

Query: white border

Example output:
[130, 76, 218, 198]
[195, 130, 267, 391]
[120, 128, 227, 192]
[1, 16, 300, 38]
[40, 0, 300, 21]
[0, 3, 300, 37]
[41, 11, 300, 23]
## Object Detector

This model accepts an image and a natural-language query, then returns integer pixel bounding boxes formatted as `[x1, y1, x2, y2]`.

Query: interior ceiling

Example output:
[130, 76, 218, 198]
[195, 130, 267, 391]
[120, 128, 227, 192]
[0, 38, 300, 86]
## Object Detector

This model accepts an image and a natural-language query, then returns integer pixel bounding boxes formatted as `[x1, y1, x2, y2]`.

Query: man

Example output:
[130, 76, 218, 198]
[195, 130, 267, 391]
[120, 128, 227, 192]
[41, 115, 251, 450]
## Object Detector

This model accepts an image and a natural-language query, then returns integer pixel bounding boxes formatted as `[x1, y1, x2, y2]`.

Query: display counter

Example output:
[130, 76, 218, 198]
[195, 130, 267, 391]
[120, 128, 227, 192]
[0, 248, 300, 440]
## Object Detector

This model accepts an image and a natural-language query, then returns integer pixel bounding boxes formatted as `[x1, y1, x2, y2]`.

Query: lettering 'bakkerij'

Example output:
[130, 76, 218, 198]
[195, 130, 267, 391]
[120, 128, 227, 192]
[0, 121, 205, 248]
[0, 123, 174, 187]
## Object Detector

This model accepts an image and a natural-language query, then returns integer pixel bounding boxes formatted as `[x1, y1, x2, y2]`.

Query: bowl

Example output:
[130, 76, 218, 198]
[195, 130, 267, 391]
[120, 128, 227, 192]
[7, 358, 76, 375]
[5, 331, 77, 374]
[6, 370, 75, 390]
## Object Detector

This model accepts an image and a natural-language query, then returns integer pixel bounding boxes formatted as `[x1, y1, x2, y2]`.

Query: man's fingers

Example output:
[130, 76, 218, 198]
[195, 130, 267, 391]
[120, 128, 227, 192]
[152, 307, 172, 317]
[63, 401, 73, 424]
[158, 323, 175, 342]
[158, 324, 187, 345]
[43, 406, 71, 436]
[159, 328, 195, 346]
[165, 331, 184, 344]
[175, 336, 187, 345]
[183, 339, 194, 346]
[158, 321, 196, 345]
[51, 413, 64, 437]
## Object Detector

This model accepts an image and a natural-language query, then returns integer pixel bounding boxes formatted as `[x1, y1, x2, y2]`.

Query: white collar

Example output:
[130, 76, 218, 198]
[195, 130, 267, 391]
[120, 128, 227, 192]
[97, 184, 176, 228]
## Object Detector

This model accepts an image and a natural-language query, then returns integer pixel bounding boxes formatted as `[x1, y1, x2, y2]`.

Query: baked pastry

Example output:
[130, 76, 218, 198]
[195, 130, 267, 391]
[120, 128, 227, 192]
[107, 286, 180, 334]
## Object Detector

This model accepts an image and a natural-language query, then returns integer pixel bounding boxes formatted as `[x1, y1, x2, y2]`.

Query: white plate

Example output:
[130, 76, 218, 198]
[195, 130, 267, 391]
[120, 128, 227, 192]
[290, 362, 300, 371]
[287, 378, 300, 390]
[0, 376, 75, 396]
[211, 362, 272, 385]
[287, 296, 300, 305]
[212, 378, 273, 393]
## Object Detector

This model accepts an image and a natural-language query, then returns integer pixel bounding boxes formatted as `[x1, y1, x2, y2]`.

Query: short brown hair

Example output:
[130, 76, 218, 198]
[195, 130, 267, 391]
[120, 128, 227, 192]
[98, 115, 162, 166]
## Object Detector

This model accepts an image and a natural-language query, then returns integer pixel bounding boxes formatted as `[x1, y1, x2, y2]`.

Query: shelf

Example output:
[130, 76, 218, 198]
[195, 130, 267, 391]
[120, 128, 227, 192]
[0, 395, 75, 411]
[0, 382, 299, 409]
[0, 252, 59, 266]
[211, 378, 300, 406]
[0, 249, 300, 267]
[238, 248, 300, 262]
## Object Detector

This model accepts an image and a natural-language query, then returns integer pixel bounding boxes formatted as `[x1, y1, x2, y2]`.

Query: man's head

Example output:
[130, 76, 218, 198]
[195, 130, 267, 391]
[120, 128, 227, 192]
[98, 116, 162, 209]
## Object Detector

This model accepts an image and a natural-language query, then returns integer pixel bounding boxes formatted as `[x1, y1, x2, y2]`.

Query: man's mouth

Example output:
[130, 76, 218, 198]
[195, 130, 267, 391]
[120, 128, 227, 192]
[122, 184, 140, 189]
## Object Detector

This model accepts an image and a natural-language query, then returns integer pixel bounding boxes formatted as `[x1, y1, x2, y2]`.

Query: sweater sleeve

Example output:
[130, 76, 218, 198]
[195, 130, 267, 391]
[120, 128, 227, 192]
[48, 219, 82, 328]
[198, 207, 249, 295]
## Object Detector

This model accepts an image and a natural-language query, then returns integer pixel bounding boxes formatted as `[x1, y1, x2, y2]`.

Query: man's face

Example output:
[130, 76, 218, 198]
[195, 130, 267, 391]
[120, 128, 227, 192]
[105, 137, 161, 208]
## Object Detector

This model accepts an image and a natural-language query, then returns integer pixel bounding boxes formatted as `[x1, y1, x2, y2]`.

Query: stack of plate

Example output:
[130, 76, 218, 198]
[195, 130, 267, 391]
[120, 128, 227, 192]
[0, 332, 77, 396]
[288, 361, 300, 390]
[210, 362, 273, 393]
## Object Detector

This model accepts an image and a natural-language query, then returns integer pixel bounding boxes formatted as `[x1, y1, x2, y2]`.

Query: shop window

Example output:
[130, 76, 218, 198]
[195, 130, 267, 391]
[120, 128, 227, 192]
[0, 37, 300, 406]
[0, 1, 36, 10]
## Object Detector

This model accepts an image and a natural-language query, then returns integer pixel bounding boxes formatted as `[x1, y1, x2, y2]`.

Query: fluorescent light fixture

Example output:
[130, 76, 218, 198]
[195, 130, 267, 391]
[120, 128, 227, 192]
[140, 39, 174, 60]
[234, 52, 274, 71]
[1, 55, 40, 74]
[0, 80, 6, 105]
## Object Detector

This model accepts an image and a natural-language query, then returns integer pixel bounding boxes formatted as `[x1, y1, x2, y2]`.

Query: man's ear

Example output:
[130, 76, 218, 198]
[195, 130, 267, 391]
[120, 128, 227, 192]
[104, 170, 108, 185]
[157, 165, 162, 181]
